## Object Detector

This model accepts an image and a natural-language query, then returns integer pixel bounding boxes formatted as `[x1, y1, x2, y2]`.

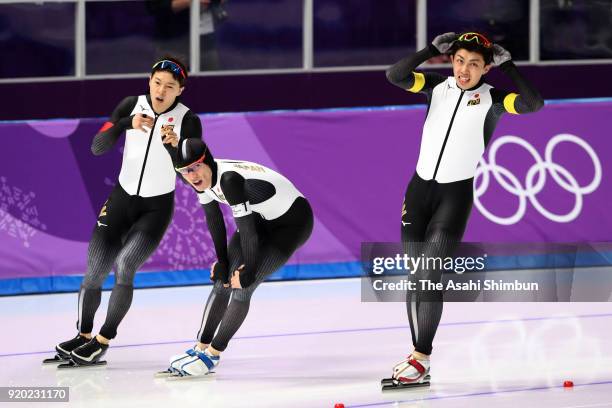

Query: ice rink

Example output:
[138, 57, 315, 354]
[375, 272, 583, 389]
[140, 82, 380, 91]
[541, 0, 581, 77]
[1, 278, 612, 408]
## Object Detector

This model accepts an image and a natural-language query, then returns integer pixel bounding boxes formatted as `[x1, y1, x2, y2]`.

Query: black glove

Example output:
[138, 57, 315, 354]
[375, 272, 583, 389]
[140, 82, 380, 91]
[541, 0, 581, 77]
[432, 32, 458, 54]
[211, 261, 229, 284]
[493, 44, 512, 65]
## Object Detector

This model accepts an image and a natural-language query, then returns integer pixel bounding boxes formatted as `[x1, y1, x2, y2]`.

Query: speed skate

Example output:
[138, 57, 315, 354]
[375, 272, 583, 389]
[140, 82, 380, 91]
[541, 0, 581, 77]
[155, 347, 219, 380]
[42, 354, 70, 364]
[381, 356, 431, 390]
[57, 359, 107, 369]
[381, 374, 431, 390]
[154, 368, 216, 381]
[43, 352, 107, 368]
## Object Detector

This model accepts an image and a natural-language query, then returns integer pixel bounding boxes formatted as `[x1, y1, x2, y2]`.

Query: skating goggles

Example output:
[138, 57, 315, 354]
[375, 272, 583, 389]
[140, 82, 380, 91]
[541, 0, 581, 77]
[457, 32, 492, 48]
[176, 154, 206, 175]
[152, 60, 186, 79]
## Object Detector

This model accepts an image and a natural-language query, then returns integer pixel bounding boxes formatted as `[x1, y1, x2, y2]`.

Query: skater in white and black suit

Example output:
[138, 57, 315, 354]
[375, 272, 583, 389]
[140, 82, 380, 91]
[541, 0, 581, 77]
[164, 138, 313, 377]
[47, 56, 203, 368]
[383, 32, 543, 388]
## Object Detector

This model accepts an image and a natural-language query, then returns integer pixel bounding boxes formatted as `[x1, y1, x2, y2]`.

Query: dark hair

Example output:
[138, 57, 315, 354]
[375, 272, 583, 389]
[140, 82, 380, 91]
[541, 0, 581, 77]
[450, 33, 494, 65]
[151, 55, 188, 86]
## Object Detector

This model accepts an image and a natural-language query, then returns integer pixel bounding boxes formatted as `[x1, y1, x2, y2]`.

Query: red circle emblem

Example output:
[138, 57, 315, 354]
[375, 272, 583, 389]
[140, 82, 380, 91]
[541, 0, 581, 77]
[168, 117, 174, 122]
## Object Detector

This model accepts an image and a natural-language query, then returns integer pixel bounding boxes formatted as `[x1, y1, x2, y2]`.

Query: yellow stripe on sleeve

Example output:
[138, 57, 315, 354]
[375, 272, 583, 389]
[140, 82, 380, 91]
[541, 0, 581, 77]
[407, 72, 425, 93]
[503, 93, 519, 114]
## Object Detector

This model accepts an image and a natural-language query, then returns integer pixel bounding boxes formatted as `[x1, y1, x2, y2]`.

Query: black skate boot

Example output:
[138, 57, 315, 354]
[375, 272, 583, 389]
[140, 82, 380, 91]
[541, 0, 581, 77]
[43, 334, 90, 364]
[59, 337, 108, 368]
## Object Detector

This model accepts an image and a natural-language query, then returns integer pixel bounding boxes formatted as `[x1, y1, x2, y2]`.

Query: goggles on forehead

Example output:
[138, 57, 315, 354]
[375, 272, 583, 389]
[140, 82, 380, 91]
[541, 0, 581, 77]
[457, 32, 492, 48]
[152, 60, 186, 79]
[176, 154, 206, 175]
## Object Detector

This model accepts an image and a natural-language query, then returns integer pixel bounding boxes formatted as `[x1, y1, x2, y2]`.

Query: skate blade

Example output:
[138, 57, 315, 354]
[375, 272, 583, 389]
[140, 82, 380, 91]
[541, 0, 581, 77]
[42, 355, 69, 365]
[165, 371, 215, 381]
[57, 359, 107, 369]
[381, 374, 430, 386]
[154, 369, 177, 378]
[381, 379, 430, 391]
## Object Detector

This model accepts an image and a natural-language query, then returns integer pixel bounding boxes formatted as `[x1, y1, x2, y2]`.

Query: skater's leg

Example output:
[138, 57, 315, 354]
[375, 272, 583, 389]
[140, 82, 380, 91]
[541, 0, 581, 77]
[195, 281, 231, 347]
[389, 177, 471, 385]
[209, 244, 291, 353]
[71, 229, 153, 364]
[71, 199, 172, 365]
[77, 186, 130, 336]
[176, 200, 313, 376]
[411, 179, 472, 357]
[98, 203, 172, 341]
[411, 230, 454, 357]
[401, 175, 430, 352]
[77, 230, 120, 335]
[97, 231, 160, 341]
[209, 203, 313, 354]
[196, 233, 242, 347]
[167, 234, 243, 374]
[50, 187, 127, 363]
[391, 227, 460, 381]
[91, 194, 172, 343]
[176, 247, 291, 376]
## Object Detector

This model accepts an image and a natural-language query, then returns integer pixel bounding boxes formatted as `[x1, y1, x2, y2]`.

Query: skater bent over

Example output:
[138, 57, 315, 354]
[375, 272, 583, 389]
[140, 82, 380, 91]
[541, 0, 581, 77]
[162, 138, 314, 377]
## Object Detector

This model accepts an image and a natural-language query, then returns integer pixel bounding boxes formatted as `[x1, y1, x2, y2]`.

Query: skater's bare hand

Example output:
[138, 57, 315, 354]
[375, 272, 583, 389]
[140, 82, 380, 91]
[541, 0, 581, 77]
[231, 265, 245, 289]
[132, 113, 154, 132]
[161, 127, 179, 147]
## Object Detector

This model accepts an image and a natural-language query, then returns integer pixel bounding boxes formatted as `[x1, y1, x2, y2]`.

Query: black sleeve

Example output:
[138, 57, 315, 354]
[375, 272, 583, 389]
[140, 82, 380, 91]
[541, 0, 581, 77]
[219, 171, 259, 288]
[91, 96, 137, 156]
[202, 200, 230, 283]
[166, 110, 202, 164]
[386, 45, 446, 93]
[497, 61, 544, 114]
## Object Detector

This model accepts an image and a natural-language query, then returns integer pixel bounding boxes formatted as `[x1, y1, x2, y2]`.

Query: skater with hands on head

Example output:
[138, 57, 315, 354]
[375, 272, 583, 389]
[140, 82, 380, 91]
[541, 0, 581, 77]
[382, 31, 543, 390]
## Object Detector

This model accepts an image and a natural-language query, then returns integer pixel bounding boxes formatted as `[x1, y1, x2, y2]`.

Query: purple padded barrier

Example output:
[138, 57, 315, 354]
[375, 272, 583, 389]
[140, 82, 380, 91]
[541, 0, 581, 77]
[0, 100, 610, 287]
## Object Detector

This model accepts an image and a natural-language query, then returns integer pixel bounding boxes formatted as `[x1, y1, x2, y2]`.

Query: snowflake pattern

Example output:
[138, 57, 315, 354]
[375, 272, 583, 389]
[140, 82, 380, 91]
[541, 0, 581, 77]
[146, 182, 236, 271]
[0, 177, 48, 248]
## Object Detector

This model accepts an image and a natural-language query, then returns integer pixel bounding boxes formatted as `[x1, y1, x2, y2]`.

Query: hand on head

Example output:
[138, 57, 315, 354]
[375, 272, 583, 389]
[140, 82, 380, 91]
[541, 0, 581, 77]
[492, 44, 512, 65]
[432, 32, 458, 54]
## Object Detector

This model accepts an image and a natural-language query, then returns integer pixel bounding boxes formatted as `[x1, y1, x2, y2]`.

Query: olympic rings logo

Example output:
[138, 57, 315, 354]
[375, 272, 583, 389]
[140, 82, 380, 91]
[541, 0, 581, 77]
[474, 134, 601, 225]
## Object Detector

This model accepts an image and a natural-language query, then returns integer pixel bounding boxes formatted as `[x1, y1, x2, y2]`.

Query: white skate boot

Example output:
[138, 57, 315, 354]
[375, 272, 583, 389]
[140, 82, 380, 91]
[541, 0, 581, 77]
[381, 355, 431, 390]
[173, 348, 220, 379]
[154, 346, 198, 378]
